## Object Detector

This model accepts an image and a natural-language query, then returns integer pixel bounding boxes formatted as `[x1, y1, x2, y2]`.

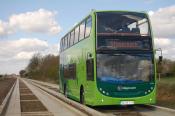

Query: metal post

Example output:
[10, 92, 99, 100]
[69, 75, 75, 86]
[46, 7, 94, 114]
[158, 73, 161, 81]
[156, 48, 163, 81]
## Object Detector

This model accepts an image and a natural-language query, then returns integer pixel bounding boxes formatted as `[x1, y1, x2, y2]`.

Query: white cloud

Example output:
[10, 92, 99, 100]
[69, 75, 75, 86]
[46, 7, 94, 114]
[0, 38, 59, 74]
[0, 9, 61, 36]
[149, 5, 175, 60]
[43, 44, 59, 56]
[0, 38, 48, 58]
[154, 38, 171, 48]
[154, 38, 175, 59]
[12, 38, 48, 51]
[0, 60, 28, 74]
[0, 20, 14, 36]
[14, 51, 35, 60]
[150, 5, 175, 38]
[0, 38, 48, 60]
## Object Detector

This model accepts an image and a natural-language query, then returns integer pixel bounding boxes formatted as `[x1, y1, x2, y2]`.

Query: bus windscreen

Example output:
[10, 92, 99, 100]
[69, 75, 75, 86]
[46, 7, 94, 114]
[96, 12, 152, 51]
[97, 53, 154, 83]
[97, 12, 150, 36]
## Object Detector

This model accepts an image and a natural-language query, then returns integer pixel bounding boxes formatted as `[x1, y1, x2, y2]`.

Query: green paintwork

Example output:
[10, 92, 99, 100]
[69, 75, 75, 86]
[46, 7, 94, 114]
[59, 10, 157, 106]
[97, 79, 155, 98]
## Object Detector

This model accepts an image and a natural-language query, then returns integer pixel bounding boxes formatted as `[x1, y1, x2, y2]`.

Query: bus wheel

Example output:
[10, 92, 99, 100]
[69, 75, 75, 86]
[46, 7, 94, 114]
[80, 87, 85, 104]
[63, 84, 67, 97]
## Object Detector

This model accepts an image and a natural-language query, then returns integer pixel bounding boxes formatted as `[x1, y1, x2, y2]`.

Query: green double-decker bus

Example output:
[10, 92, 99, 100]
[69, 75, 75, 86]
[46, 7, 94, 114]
[59, 10, 156, 106]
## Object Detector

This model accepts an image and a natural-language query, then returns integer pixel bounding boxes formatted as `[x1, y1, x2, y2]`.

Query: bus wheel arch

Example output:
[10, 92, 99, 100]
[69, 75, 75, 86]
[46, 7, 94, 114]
[80, 85, 85, 104]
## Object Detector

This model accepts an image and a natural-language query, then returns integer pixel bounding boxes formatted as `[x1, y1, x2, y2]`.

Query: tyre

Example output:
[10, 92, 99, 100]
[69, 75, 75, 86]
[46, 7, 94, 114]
[63, 84, 67, 97]
[80, 87, 85, 104]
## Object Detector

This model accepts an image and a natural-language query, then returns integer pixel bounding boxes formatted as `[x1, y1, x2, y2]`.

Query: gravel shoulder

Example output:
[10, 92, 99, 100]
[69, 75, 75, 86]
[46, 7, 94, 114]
[0, 78, 16, 104]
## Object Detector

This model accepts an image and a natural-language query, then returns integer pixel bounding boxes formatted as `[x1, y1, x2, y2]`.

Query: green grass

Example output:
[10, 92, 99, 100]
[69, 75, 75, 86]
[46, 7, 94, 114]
[157, 76, 175, 109]
[158, 77, 175, 84]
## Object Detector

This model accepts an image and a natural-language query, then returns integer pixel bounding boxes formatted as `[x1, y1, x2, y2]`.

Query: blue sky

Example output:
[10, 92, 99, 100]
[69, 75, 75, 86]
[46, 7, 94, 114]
[0, 0, 174, 43]
[0, 0, 175, 74]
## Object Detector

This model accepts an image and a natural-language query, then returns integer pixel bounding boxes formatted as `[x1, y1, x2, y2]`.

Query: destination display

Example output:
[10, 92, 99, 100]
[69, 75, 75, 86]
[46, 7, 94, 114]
[97, 39, 150, 50]
[108, 40, 140, 49]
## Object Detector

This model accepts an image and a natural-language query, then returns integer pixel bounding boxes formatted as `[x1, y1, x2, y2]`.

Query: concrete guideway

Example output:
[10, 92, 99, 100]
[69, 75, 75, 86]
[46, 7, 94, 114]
[19, 79, 53, 116]
[2, 77, 105, 116]
[4, 78, 53, 116]
[3, 77, 175, 116]
[28, 78, 175, 116]
[25, 78, 106, 116]
[22, 79, 91, 116]
[26, 79, 59, 91]
[5, 79, 21, 116]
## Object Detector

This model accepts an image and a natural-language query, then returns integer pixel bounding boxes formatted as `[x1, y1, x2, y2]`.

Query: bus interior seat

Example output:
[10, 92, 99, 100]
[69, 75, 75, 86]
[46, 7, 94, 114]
[131, 28, 140, 34]
[122, 27, 130, 33]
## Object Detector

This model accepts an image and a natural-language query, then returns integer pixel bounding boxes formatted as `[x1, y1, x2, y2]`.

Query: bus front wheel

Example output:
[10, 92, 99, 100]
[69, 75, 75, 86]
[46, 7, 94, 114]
[80, 86, 85, 104]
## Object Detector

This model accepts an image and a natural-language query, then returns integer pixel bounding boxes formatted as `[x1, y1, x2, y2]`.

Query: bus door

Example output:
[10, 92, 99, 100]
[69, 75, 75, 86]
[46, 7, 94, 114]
[66, 63, 78, 97]
[85, 57, 95, 100]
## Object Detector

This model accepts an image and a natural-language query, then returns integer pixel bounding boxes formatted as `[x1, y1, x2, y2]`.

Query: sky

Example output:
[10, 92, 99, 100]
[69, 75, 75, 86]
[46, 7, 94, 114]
[0, 0, 175, 74]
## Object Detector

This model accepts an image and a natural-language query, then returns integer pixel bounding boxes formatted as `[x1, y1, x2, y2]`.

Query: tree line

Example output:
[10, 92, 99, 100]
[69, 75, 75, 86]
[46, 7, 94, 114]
[157, 59, 175, 77]
[20, 53, 59, 83]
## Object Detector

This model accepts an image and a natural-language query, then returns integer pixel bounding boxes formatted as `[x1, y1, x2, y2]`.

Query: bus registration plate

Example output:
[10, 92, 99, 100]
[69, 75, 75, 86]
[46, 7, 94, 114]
[120, 101, 134, 105]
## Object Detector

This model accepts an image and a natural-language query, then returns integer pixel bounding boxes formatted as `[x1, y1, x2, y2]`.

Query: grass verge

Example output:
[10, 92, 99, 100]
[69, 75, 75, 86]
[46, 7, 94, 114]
[157, 77, 175, 109]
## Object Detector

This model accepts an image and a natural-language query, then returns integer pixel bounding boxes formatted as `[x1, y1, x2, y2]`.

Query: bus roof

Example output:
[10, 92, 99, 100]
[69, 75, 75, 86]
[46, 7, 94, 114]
[93, 10, 147, 15]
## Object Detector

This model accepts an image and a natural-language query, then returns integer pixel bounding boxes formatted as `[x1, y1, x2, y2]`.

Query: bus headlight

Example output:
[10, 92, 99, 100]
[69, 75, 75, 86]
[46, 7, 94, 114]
[102, 91, 105, 94]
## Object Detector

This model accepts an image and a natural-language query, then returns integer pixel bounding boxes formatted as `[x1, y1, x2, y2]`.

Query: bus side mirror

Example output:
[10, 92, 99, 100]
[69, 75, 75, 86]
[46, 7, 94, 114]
[155, 48, 163, 63]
